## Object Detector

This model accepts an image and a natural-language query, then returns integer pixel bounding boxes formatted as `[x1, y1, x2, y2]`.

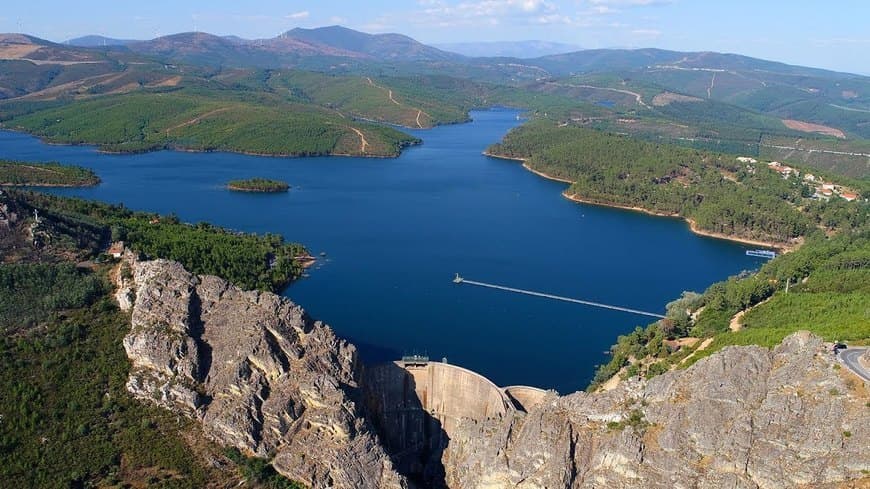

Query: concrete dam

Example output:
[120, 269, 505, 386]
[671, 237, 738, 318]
[363, 358, 551, 484]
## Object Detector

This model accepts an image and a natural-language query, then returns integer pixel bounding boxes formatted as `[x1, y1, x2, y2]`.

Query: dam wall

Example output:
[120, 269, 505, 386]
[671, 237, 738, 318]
[503, 385, 550, 412]
[363, 360, 547, 482]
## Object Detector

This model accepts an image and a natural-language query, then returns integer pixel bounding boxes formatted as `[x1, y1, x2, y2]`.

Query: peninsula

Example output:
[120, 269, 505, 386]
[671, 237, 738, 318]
[0, 160, 99, 187]
[487, 120, 866, 250]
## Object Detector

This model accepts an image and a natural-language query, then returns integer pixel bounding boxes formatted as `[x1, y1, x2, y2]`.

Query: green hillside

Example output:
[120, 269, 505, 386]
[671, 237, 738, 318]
[0, 89, 418, 157]
[267, 71, 469, 127]
[591, 228, 870, 389]
[3, 190, 309, 291]
[0, 161, 99, 186]
[488, 120, 868, 245]
[0, 190, 311, 487]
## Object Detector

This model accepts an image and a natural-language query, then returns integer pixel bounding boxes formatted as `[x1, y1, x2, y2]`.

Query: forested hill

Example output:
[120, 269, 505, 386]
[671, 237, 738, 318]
[589, 226, 870, 391]
[0, 189, 308, 487]
[0, 160, 99, 186]
[488, 120, 868, 246]
[0, 89, 420, 157]
[0, 190, 308, 291]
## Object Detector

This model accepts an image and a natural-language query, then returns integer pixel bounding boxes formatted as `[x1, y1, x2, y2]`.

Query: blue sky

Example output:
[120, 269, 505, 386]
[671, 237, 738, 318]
[3, 0, 869, 74]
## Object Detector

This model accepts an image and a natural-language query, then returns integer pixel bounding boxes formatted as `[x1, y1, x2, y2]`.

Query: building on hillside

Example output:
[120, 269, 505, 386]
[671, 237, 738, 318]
[736, 156, 758, 164]
[108, 241, 125, 259]
[841, 192, 858, 202]
[803, 174, 816, 182]
[767, 161, 799, 178]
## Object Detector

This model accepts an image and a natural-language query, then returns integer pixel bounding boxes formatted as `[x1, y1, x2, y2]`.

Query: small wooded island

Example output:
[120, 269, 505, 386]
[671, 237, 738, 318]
[0, 160, 100, 187]
[227, 178, 290, 193]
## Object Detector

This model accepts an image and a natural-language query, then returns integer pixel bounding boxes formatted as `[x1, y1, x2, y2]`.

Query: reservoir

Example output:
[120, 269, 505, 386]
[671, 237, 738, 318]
[0, 109, 761, 393]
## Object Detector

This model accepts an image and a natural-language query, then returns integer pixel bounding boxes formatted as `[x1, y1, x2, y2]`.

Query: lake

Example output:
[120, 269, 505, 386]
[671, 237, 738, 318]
[0, 109, 763, 393]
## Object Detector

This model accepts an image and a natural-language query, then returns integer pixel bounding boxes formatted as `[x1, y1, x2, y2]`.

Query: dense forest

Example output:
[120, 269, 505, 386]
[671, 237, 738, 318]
[0, 89, 419, 157]
[0, 260, 305, 487]
[5, 190, 308, 292]
[0, 160, 100, 187]
[0, 263, 218, 487]
[489, 120, 865, 245]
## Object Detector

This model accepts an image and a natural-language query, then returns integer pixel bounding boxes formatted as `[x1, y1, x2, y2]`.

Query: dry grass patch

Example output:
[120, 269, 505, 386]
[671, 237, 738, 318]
[782, 119, 846, 139]
[652, 91, 703, 106]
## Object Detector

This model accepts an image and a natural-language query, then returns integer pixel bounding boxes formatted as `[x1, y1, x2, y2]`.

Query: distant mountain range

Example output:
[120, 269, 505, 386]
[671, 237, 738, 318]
[61, 26, 461, 67]
[435, 40, 582, 58]
[51, 26, 862, 80]
[282, 26, 458, 62]
[65, 35, 138, 47]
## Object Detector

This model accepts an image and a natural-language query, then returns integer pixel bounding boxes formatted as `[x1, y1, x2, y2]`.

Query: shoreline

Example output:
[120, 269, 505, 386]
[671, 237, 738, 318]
[0, 125, 413, 160]
[563, 191, 793, 250]
[486, 150, 793, 252]
[523, 163, 574, 184]
[227, 185, 289, 193]
[481, 151, 572, 185]
[0, 181, 99, 188]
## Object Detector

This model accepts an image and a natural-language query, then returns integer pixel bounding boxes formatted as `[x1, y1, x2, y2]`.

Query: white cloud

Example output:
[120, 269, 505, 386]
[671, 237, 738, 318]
[287, 11, 310, 20]
[535, 14, 574, 24]
[631, 28, 661, 37]
[411, 0, 563, 28]
[520, 0, 553, 12]
[363, 0, 660, 33]
[588, 0, 671, 5]
[811, 37, 870, 46]
[422, 0, 557, 18]
[358, 20, 396, 32]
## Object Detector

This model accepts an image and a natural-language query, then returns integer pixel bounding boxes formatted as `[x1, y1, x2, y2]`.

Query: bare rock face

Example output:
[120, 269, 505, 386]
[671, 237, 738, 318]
[441, 331, 870, 488]
[120, 257, 406, 489]
[0, 192, 20, 240]
[0, 198, 16, 230]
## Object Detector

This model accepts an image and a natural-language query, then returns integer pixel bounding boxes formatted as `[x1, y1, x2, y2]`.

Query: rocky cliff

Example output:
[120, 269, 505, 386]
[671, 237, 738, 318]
[117, 256, 406, 488]
[440, 332, 869, 488]
[117, 257, 869, 489]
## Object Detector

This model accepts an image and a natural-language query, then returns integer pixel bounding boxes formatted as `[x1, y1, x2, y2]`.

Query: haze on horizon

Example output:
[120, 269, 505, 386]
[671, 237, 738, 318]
[3, 0, 869, 75]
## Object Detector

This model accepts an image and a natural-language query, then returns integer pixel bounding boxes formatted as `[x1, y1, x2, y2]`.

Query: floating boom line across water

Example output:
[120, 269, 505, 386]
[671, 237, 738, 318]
[453, 274, 666, 319]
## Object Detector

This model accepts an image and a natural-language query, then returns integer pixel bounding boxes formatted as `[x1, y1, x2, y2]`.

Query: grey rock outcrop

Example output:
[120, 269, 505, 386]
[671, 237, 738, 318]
[0, 200, 16, 230]
[0, 192, 19, 236]
[440, 331, 869, 488]
[119, 257, 406, 489]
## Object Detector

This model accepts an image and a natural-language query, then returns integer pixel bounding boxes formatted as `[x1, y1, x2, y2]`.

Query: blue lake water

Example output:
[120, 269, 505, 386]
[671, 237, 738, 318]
[0, 109, 763, 393]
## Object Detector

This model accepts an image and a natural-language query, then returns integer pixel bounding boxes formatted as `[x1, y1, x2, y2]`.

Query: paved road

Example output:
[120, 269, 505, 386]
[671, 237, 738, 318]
[839, 348, 870, 383]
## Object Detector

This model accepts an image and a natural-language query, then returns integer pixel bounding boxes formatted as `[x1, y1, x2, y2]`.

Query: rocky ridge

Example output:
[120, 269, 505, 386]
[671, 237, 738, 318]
[116, 254, 406, 488]
[440, 331, 869, 488]
[0, 191, 17, 232]
[116, 256, 869, 488]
